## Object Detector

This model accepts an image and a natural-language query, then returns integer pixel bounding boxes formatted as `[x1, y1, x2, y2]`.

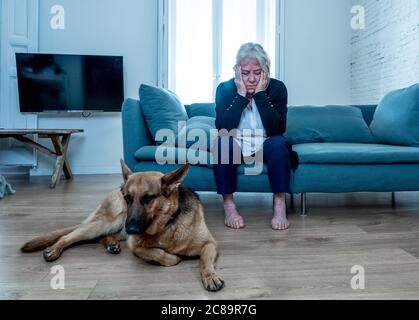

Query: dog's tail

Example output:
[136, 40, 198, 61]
[20, 225, 79, 252]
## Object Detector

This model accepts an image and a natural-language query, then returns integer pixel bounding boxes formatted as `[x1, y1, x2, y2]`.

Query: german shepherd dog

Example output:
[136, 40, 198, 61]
[21, 160, 224, 292]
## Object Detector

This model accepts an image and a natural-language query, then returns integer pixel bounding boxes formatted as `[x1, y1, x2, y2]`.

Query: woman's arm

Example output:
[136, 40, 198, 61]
[253, 79, 288, 136]
[215, 80, 249, 132]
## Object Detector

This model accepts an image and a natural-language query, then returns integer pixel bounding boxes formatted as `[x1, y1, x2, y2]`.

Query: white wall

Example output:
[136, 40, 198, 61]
[351, 0, 419, 104]
[31, 0, 158, 175]
[282, 0, 352, 105]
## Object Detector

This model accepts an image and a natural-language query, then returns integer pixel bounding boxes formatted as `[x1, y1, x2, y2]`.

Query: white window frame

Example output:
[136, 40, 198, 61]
[212, 0, 222, 96]
[278, 0, 285, 81]
[157, 0, 169, 88]
[158, 0, 285, 98]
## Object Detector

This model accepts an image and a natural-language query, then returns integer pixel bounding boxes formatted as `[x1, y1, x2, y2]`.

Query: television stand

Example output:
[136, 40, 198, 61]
[0, 129, 84, 188]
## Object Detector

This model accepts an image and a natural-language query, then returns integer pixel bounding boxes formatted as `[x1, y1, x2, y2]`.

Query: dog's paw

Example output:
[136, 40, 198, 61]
[43, 247, 61, 262]
[202, 272, 225, 292]
[106, 243, 121, 255]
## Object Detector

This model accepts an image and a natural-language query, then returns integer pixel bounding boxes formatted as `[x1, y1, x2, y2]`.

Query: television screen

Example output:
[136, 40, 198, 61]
[16, 53, 124, 112]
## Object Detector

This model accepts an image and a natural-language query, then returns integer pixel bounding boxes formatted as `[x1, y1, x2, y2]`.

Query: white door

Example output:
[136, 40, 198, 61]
[0, 0, 39, 167]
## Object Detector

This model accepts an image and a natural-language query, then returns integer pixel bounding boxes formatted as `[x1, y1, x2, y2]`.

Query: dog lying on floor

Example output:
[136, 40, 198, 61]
[21, 160, 224, 292]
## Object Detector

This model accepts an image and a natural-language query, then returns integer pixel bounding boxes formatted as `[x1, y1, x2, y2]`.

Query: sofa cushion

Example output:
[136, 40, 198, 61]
[139, 84, 188, 144]
[284, 106, 375, 144]
[176, 116, 217, 151]
[133, 162, 218, 192]
[370, 84, 419, 147]
[134, 145, 269, 173]
[135, 145, 213, 168]
[293, 142, 419, 164]
[185, 103, 216, 118]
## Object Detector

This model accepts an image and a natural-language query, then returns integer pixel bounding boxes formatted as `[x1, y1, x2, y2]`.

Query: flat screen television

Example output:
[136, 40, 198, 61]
[16, 53, 124, 112]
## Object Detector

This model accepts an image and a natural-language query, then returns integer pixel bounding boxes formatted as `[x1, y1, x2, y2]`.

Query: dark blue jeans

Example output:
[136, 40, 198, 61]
[212, 135, 291, 195]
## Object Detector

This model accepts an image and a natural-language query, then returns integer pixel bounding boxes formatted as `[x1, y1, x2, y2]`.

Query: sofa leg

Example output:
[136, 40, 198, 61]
[300, 193, 307, 217]
[391, 192, 396, 208]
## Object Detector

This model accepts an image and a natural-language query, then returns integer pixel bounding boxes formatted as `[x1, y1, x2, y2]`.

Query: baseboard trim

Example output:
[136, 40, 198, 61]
[0, 166, 30, 176]
[30, 166, 121, 176]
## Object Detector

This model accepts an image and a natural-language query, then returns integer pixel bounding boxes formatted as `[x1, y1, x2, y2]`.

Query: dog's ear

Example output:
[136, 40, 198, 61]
[120, 159, 133, 182]
[161, 163, 189, 196]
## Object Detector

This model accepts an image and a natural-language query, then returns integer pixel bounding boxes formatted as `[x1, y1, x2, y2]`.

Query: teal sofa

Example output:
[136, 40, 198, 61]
[122, 84, 419, 215]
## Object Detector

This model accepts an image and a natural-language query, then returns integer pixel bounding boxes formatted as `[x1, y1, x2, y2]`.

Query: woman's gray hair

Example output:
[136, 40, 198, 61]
[236, 42, 271, 74]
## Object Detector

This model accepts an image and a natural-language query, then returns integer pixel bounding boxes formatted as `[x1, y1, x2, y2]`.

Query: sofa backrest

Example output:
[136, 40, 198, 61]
[183, 103, 377, 125]
[351, 105, 377, 126]
[122, 99, 377, 169]
[287, 105, 376, 125]
[284, 105, 377, 144]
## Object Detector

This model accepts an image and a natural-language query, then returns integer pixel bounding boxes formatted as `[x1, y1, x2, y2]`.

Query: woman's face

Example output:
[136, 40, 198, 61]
[239, 58, 263, 95]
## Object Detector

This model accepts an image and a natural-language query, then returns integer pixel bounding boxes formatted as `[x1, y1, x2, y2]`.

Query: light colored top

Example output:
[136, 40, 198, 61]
[234, 98, 267, 157]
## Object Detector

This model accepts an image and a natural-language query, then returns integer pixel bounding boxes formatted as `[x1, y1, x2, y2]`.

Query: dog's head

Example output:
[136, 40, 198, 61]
[120, 159, 189, 236]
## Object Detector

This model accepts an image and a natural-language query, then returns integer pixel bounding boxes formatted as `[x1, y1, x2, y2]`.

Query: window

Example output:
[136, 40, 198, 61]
[160, 0, 278, 104]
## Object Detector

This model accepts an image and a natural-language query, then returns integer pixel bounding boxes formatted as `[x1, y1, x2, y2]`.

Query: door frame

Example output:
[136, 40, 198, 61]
[0, 0, 39, 167]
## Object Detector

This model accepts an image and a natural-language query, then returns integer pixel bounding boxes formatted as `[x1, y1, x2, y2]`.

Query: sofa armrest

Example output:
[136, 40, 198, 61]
[122, 98, 153, 171]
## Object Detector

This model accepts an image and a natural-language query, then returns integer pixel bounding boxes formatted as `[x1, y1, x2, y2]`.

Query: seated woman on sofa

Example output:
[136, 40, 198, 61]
[213, 42, 297, 230]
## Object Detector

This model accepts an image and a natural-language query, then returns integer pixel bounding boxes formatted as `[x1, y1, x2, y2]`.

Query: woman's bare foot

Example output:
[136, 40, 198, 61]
[223, 196, 245, 229]
[272, 193, 289, 230]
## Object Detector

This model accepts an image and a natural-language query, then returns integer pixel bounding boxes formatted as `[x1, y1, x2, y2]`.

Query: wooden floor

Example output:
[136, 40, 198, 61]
[1, 174, 419, 300]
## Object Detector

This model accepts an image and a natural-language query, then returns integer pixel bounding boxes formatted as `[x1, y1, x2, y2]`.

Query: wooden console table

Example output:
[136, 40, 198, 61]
[0, 129, 84, 188]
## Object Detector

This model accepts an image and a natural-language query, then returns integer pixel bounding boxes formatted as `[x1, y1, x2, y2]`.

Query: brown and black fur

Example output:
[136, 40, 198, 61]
[21, 160, 224, 292]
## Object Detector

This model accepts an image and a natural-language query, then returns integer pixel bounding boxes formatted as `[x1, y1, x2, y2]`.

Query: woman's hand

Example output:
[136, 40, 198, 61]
[255, 71, 269, 94]
[234, 65, 247, 97]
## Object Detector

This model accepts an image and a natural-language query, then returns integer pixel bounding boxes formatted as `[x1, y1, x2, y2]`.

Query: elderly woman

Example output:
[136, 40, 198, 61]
[213, 42, 297, 230]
